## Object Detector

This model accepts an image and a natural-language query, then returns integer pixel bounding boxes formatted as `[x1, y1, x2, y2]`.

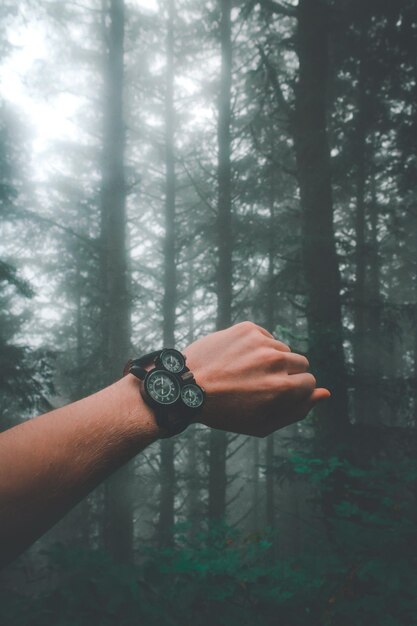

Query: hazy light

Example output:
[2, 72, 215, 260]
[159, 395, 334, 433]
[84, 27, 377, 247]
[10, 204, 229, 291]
[0, 19, 81, 172]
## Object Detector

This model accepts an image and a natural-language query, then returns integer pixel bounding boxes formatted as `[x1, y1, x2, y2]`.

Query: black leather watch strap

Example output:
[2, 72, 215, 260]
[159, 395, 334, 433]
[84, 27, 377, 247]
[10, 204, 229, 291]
[123, 349, 200, 438]
[123, 351, 162, 380]
[153, 407, 191, 438]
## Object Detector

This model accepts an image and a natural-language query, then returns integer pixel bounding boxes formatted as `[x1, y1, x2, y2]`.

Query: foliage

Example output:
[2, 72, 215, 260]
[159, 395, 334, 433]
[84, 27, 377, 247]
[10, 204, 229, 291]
[0, 101, 54, 427]
[0, 260, 54, 422]
[2, 455, 417, 626]
[1, 1, 417, 624]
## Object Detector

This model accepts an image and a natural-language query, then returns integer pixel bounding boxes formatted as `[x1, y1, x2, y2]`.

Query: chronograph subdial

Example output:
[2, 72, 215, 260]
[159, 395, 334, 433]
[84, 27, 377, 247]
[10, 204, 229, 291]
[128, 348, 205, 436]
[159, 348, 186, 374]
[145, 369, 181, 405]
[181, 383, 205, 409]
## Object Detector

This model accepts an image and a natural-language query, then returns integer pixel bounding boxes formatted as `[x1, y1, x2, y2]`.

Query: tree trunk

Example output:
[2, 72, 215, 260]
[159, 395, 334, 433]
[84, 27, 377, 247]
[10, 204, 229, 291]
[265, 435, 275, 528]
[352, 32, 368, 424]
[157, 0, 177, 547]
[351, 23, 383, 428]
[99, 0, 133, 562]
[265, 176, 276, 530]
[367, 146, 382, 423]
[208, 0, 233, 523]
[266, 167, 276, 335]
[250, 438, 259, 529]
[186, 273, 201, 534]
[414, 306, 417, 421]
[293, 0, 349, 446]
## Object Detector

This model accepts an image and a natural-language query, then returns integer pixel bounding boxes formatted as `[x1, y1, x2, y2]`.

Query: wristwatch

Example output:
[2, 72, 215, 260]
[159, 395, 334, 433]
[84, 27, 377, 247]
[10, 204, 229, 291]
[123, 348, 205, 438]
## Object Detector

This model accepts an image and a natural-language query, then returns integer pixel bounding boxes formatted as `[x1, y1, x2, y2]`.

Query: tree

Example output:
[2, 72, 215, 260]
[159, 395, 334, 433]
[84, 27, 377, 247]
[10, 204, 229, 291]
[208, 0, 233, 523]
[158, 0, 177, 548]
[0, 102, 53, 429]
[293, 0, 349, 445]
[99, 0, 133, 562]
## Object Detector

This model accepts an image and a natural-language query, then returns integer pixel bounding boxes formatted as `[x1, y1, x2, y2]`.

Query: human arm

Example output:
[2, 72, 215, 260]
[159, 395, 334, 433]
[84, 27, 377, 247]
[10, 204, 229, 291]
[184, 321, 330, 437]
[0, 321, 329, 567]
[0, 373, 158, 567]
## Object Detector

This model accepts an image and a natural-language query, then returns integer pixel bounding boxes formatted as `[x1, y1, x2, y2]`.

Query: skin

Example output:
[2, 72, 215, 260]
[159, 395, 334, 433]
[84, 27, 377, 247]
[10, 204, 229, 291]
[0, 321, 329, 567]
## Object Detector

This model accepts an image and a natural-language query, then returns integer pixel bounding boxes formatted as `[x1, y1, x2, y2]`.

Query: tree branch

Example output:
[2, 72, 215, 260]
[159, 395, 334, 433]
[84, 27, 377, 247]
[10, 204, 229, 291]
[15, 208, 99, 252]
[259, 0, 297, 18]
[257, 45, 293, 121]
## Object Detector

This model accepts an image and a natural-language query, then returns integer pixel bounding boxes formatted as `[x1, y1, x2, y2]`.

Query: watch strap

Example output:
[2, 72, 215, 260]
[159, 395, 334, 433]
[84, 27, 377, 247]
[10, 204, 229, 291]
[153, 407, 191, 438]
[124, 350, 165, 380]
[123, 349, 196, 438]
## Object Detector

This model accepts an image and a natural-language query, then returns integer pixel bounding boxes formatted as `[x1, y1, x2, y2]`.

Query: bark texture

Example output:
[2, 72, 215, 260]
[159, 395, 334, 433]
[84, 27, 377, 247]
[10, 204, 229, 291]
[293, 0, 349, 445]
[158, 0, 177, 547]
[208, 0, 233, 522]
[99, 0, 133, 562]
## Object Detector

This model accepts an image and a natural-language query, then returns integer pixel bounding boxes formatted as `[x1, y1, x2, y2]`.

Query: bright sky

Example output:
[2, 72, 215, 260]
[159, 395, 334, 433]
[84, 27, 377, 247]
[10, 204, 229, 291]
[0, 20, 73, 153]
[0, 0, 160, 333]
[0, 0, 158, 159]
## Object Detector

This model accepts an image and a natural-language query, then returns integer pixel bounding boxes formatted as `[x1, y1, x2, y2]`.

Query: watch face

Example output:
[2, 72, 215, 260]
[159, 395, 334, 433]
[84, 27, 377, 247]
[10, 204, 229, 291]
[181, 384, 204, 409]
[146, 369, 180, 405]
[160, 349, 185, 374]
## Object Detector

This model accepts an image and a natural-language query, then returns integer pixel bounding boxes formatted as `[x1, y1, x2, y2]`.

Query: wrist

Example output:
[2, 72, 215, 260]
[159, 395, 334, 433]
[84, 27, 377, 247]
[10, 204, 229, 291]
[118, 373, 161, 443]
[124, 349, 206, 437]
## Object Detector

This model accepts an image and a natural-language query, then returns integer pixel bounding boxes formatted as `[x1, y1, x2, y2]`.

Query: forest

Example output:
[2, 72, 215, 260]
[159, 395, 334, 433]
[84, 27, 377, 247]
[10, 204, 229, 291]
[1, 0, 417, 624]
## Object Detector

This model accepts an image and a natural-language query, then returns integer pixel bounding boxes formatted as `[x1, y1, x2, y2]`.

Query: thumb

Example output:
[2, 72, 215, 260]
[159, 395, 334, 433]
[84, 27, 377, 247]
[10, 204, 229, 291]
[310, 387, 331, 403]
[300, 387, 331, 418]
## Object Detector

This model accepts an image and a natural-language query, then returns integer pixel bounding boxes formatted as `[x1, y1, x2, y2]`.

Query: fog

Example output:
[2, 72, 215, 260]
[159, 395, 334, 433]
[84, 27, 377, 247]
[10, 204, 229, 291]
[1, 1, 417, 624]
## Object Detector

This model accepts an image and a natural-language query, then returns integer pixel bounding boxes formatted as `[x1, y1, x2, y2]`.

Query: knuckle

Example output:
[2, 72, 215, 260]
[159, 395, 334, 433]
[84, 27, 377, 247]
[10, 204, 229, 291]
[259, 347, 277, 364]
[271, 351, 285, 368]
[305, 373, 316, 388]
[276, 376, 294, 393]
[236, 320, 256, 332]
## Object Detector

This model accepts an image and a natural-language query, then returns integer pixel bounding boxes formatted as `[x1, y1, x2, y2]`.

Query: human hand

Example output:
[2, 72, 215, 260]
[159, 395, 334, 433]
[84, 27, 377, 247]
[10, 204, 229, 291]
[183, 321, 330, 437]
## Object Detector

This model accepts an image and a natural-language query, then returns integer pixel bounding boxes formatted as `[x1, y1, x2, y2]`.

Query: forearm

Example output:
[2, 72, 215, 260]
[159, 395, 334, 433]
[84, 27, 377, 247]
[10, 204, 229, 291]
[0, 374, 158, 567]
[0, 321, 329, 568]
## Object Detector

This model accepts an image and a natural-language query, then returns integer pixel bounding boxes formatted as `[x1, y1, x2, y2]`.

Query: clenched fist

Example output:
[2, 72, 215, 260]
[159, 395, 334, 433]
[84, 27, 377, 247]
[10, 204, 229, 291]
[184, 321, 330, 437]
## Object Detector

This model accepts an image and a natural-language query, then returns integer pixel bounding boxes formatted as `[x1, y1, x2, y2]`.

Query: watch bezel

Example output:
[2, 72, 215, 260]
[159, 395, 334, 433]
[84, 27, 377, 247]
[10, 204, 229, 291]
[144, 368, 181, 406]
[125, 348, 205, 437]
[180, 383, 205, 409]
[157, 348, 187, 374]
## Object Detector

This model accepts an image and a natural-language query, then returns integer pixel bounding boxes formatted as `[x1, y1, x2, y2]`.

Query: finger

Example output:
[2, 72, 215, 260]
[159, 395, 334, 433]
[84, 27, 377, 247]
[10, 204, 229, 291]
[285, 372, 317, 399]
[274, 339, 291, 353]
[265, 336, 291, 353]
[237, 321, 279, 343]
[252, 322, 291, 351]
[253, 323, 275, 340]
[270, 386, 330, 431]
[282, 352, 309, 374]
[298, 387, 331, 419]
[243, 322, 291, 352]
[310, 387, 331, 402]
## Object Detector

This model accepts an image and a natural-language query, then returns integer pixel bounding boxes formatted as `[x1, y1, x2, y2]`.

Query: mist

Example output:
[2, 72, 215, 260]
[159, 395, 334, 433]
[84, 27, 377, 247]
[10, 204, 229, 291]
[1, 1, 417, 624]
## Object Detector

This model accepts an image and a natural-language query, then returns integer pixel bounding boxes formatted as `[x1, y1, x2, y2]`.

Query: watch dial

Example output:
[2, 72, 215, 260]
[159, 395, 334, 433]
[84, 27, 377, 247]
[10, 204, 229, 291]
[146, 370, 180, 405]
[181, 384, 204, 409]
[161, 349, 185, 374]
